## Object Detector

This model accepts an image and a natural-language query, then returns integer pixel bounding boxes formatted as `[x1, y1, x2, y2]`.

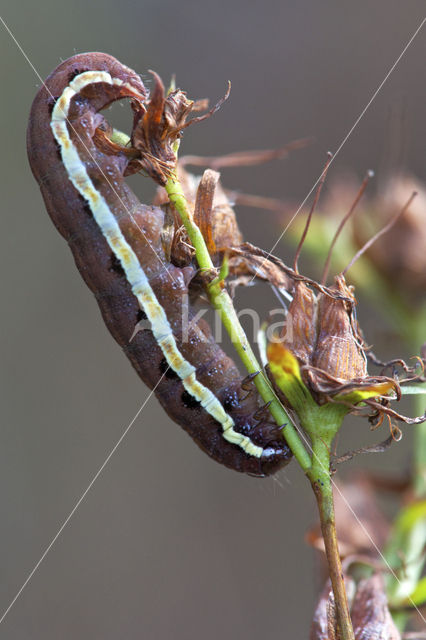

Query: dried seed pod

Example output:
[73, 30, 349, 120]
[279, 274, 368, 396]
[267, 269, 423, 428]
[128, 72, 230, 185]
[313, 275, 367, 382]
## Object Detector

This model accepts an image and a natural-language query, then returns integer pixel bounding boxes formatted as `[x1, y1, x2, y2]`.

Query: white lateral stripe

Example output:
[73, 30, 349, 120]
[51, 71, 264, 460]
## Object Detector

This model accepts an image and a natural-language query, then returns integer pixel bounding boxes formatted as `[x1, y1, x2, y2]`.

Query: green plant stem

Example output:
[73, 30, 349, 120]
[308, 436, 355, 640]
[164, 167, 312, 472]
[107, 128, 311, 470]
[167, 158, 354, 632]
[290, 211, 426, 626]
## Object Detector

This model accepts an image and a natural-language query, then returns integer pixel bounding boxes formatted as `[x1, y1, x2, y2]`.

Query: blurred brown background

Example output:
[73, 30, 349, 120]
[0, 1, 425, 638]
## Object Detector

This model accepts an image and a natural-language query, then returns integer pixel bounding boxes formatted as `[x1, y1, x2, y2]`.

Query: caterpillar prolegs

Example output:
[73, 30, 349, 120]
[27, 52, 292, 476]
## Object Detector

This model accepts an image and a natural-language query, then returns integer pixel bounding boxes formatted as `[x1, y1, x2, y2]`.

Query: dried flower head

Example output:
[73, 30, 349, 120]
[92, 71, 230, 185]
[266, 272, 412, 430]
[129, 73, 230, 185]
[127, 72, 196, 185]
[264, 162, 425, 436]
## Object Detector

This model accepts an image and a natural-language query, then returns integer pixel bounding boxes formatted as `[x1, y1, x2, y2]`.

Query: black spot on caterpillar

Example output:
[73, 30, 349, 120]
[159, 357, 180, 380]
[181, 390, 202, 410]
[137, 309, 147, 322]
[109, 253, 126, 277]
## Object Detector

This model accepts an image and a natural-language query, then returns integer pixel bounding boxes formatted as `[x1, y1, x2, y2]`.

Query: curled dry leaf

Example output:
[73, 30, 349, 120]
[311, 573, 401, 640]
[352, 574, 401, 640]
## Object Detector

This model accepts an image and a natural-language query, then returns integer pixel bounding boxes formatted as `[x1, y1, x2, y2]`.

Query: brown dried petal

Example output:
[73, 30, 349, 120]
[128, 73, 195, 185]
[179, 137, 311, 169]
[232, 243, 349, 299]
[313, 275, 367, 382]
[194, 169, 219, 254]
[282, 281, 316, 367]
[226, 250, 292, 289]
[154, 166, 243, 269]
[352, 574, 401, 640]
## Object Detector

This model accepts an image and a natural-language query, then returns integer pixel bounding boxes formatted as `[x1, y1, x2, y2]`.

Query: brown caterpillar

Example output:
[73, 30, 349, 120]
[27, 52, 292, 477]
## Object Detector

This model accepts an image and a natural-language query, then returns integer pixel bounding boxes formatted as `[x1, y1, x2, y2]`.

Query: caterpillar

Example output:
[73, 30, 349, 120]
[27, 52, 292, 477]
